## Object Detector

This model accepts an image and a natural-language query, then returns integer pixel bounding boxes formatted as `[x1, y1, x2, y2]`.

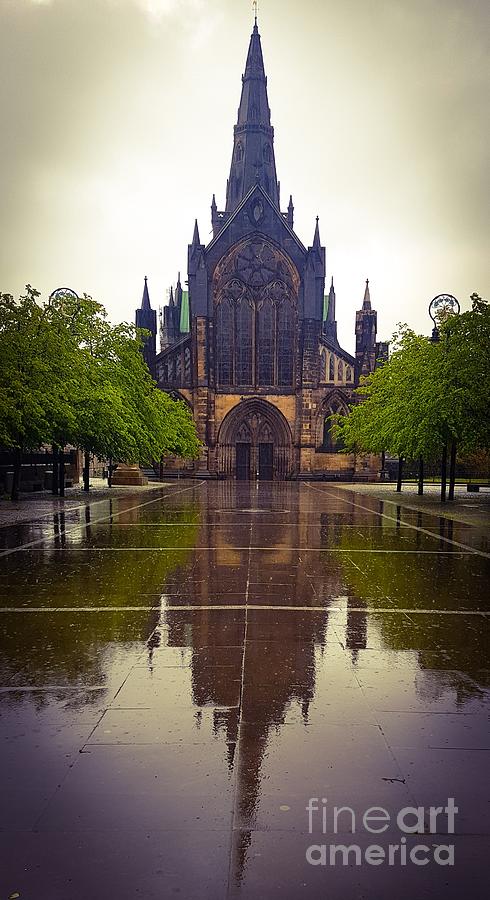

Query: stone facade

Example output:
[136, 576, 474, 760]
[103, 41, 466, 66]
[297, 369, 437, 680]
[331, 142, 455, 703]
[135, 21, 387, 480]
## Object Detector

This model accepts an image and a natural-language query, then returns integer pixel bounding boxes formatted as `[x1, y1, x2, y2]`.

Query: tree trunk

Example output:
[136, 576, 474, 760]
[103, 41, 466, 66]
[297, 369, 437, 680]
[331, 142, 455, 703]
[418, 457, 424, 496]
[10, 447, 22, 502]
[108, 457, 113, 488]
[448, 440, 457, 501]
[440, 442, 447, 503]
[59, 446, 65, 497]
[83, 451, 90, 492]
[396, 456, 403, 493]
[52, 445, 59, 495]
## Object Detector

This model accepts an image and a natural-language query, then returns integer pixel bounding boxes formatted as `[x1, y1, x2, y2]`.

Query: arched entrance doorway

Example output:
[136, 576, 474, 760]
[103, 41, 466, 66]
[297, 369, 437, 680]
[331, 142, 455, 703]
[216, 399, 293, 480]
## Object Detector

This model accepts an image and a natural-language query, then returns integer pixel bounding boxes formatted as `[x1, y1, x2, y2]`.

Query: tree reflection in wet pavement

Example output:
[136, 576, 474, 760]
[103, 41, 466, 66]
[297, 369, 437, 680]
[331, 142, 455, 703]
[0, 481, 489, 898]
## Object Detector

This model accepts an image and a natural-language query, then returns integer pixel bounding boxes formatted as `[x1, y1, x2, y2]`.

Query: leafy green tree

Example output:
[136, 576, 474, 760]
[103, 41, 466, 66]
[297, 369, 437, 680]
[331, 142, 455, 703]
[1, 286, 200, 500]
[333, 295, 490, 500]
[0, 286, 70, 500]
[48, 290, 200, 486]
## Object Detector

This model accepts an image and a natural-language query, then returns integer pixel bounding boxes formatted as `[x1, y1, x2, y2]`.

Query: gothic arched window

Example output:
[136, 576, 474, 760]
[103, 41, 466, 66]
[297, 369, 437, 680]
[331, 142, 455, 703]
[321, 401, 346, 452]
[338, 360, 343, 381]
[263, 143, 272, 163]
[217, 301, 233, 385]
[235, 300, 253, 385]
[235, 143, 243, 162]
[213, 239, 300, 390]
[322, 415, 334, 451]
[277, 298, 294, 386]
[329, 356, 335, 381]
[257, 298, 275, 385]
[320, 349, 327, 382]
[346, 366, 352, 382]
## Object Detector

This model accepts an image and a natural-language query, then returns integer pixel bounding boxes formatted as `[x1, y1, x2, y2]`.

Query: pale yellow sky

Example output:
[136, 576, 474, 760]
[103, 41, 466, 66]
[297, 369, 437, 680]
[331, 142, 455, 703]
[1, 0, 489, 352]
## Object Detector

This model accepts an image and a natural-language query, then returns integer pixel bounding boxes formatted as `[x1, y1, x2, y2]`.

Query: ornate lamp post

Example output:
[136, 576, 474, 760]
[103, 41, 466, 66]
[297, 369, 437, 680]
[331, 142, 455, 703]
[428, 294, 460, 500]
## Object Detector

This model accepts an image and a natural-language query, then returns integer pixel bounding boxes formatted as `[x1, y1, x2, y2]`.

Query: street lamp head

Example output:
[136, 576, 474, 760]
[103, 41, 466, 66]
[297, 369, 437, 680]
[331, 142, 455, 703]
[428, 294, 460, 342]
[429, 293, 460, 325]
[49, 287, 80, 302]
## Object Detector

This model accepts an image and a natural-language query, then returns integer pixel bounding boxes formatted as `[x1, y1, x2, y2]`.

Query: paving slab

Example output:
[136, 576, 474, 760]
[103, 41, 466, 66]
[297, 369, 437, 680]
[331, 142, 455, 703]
[0, 481, 489, 897]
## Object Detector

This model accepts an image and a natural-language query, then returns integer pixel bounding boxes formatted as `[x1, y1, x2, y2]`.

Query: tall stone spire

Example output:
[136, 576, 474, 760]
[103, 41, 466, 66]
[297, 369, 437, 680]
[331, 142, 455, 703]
[225, 20, 279, 212]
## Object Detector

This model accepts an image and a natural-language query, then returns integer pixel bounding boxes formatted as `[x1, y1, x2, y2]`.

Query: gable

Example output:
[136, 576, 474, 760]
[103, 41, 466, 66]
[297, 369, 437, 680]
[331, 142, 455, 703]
[205, 183, 307, 276]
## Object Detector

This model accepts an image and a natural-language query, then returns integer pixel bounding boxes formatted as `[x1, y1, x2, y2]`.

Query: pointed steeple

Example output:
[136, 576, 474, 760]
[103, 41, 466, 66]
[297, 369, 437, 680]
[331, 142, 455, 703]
[169, 286, 174, 307]
[363, 278, 371, 310]
[287, 194, 294, 228]
[225, 21, 279, 212]
[191, 218, 200, 250]
[141, 275, 151, 310]
[323, 277, 339, 345]
[313, 216, 321, 250]
[135, 276, 157, 378]
[327, 277, 336, 322]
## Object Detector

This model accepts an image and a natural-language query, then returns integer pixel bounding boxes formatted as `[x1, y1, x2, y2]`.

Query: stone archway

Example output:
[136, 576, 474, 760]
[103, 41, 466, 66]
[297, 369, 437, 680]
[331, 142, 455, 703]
[216, 399, 293, 480]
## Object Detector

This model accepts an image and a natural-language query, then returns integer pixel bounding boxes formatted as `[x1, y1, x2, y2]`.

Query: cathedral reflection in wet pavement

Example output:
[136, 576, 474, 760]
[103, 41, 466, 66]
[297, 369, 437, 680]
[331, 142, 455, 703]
[0, 481, 489, 899]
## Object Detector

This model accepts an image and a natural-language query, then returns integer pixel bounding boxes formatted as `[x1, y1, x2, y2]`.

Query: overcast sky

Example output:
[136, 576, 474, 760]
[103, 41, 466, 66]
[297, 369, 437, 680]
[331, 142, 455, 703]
[1, 0, 489, 352]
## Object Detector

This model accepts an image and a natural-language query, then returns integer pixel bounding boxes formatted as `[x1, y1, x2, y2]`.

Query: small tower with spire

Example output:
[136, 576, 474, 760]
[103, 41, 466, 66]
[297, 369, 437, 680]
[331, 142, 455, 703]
[135, 276, 157, 379]
[323, 277, 339, 346]
[355, 279, 379, 377]
[304, 216, 326, 320]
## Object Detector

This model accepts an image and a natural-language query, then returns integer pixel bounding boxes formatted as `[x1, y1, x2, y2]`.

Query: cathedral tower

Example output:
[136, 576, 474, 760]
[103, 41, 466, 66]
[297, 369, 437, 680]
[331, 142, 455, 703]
[137, 18, 385, 481]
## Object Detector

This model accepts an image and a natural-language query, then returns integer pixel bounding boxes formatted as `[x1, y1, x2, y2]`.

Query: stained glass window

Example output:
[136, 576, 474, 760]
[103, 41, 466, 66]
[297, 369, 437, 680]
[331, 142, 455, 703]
[329, 356, 335, 380]
[320, 350, 327, 381]
[217, 301, 233, 385]
[235, 300, 253, 385]
[338, 360, 343, 381]
[277, 298, 294, 386]
[257, 299, 274, 385]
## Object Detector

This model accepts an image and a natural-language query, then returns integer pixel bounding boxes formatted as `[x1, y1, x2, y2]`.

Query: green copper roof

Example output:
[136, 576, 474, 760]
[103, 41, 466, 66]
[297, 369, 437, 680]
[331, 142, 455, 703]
[322, 294, 329, 322]
[179, 290, 190, 333]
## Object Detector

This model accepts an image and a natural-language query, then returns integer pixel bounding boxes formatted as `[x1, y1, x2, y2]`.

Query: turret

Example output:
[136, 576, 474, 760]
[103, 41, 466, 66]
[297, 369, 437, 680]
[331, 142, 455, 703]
[304, 217, 326, 320]
[135, 276, 157, 379]
[355, 279, 378, 376]
[323, 277, 339, 346]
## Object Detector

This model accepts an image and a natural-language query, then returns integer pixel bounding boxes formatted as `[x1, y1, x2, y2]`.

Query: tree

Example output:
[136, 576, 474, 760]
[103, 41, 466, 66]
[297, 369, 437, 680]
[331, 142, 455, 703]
[333, 295, 490, 500]
[1, 286, 200, 500]
[0, 286, 71, 500]
[47, 290, 201, 484]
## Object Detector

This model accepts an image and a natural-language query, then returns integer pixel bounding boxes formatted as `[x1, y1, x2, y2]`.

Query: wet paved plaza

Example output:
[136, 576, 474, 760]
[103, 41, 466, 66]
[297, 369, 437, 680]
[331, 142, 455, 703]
[0, 481, 489, 899]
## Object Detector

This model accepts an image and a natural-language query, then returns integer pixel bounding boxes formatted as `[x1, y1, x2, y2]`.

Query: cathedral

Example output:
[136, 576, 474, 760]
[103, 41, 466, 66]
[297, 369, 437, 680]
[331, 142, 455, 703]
[135, 19, 387, 481]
